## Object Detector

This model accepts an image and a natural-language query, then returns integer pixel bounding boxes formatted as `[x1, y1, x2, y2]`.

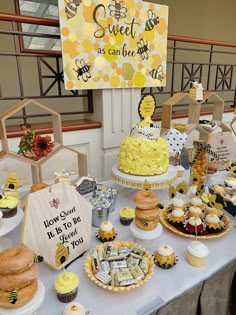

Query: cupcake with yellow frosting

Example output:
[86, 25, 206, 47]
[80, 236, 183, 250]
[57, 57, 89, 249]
[54, 272, 79, 303]
[63, 302, 88, 315]
[0, 195, 18, 218]
[119, 207, 135, 225]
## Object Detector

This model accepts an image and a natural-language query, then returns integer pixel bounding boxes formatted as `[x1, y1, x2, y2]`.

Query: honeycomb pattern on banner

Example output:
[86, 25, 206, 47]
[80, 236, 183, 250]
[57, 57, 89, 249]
[58, 0, 169, 90]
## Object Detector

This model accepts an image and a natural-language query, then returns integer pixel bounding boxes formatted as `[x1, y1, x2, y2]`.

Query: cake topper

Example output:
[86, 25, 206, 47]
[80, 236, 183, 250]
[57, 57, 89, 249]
[138, 94, 156, 123]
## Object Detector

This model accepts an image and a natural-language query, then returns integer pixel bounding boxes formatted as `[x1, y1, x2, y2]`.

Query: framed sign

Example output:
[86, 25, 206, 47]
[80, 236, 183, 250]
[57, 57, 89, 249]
[21, 182, 93, 270]
[58, 0, 168, 90]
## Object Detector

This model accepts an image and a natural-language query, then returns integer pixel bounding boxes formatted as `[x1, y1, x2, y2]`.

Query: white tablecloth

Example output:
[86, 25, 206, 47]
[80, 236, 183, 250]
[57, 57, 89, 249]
[3, 171, 236, 315]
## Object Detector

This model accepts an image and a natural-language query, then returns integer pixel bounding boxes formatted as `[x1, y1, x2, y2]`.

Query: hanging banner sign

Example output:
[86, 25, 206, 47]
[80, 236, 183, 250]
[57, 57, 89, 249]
[58, 0, 168, 90]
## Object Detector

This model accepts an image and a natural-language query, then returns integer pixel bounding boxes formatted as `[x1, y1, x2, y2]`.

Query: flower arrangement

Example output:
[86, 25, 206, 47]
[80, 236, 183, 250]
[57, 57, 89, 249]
[18, 129, 54, 160]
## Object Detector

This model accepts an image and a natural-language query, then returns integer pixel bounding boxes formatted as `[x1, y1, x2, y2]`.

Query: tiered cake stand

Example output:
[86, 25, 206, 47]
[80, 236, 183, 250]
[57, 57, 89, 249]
[111, 164, 178, 190]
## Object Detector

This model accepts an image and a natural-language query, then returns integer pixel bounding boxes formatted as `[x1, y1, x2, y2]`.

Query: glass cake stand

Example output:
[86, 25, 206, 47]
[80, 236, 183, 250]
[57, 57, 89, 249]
[0, 207, 24, 251]
[111, 164, 178, 190]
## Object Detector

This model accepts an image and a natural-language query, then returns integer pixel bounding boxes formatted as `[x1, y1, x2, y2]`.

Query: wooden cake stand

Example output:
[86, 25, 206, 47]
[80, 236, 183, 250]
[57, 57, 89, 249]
[111, 164, 178, 190]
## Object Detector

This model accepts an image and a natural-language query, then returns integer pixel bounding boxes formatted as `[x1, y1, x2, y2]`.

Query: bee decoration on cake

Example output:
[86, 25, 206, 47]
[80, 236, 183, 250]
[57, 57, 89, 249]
[150, 65, 164, 81]
[73, 59, 91, 82]
[137, 39, 150, 60]
[145, 9, 159, 31]
[64, 0, 81, 20]
[9, 290, 17, 304]
[34, 254, 44, 263]
[108, 0, 127, 22]
[55, 242, 70, 267]
[143, 180, 151, 190]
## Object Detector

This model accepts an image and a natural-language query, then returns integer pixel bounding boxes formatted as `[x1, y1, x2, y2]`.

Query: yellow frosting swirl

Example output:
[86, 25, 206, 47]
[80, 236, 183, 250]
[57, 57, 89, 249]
[0, 196, 18, 209]
[119, 207, 135, 219]
[54, 272, 79, 294]
[118, 136, 169, 176]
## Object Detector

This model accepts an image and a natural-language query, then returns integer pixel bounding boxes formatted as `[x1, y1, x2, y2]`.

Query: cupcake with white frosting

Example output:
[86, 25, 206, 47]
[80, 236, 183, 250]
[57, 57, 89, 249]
[154, 244, 177, 269]
[187, 206, 203, 219]
[168, 208, 185, 227]
[171, 198, 185, 210]
[205, 214, 225, 233]
[185, 217, 204, 235]
[186, 241, 209, 267]
[63, 302, 88, 315]
[205, 206, 223, 219]
[96, 221, 117, 242]
[190, 197, 203, 209]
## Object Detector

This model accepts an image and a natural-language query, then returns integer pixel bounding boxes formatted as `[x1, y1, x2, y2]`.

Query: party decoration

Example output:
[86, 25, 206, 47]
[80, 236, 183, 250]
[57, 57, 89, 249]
[58, 0, 168, 90]
[168, 180, 188, 199]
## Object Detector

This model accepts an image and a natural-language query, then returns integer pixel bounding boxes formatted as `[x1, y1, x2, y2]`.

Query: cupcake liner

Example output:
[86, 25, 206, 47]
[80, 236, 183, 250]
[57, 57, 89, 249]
[57, 287, 78, 303]
[153, 255, 178, 269]
[95, 231, 117, 243]
[1, 206, 17, 218]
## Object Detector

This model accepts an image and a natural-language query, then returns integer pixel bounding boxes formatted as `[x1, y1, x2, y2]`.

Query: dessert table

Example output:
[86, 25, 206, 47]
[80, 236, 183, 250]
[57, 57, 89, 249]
[3, 171, 236, 315]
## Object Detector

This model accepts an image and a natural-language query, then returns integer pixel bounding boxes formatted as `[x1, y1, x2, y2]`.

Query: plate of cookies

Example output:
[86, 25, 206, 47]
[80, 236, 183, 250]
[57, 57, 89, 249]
[159, 197, 231, 240]
[84, 240, 154, 292]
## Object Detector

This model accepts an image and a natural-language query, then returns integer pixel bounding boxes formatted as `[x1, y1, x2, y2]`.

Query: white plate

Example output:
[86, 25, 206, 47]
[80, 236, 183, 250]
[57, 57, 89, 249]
[0, 207, 24, 237]
[1, 185, 22, 192]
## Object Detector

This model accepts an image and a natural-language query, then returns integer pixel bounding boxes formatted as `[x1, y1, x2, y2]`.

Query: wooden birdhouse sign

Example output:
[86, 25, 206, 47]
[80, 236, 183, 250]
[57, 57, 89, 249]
[21, 182, 93, 270]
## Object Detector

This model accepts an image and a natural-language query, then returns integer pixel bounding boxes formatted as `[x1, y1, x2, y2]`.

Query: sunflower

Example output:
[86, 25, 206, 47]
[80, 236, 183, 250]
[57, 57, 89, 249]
[32, 135, 54, 157]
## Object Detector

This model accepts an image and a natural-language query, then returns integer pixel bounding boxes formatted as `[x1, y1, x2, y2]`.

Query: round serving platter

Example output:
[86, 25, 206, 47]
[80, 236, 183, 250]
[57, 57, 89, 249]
[84, 240, 154, 292]
[159, 207, 231, 240]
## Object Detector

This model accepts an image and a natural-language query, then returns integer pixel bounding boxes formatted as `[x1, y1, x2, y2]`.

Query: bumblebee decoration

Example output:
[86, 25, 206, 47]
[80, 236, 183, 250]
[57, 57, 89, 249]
[143, 180, 151, 190]
[55, 242, 70, 267]
[196, 184, 205, 197]
[64, 0, 81, 20]
[137, 39, 150, 60]
[141, 219, 148, 227]
[145, 9, 159, 31]
[168, 181, 188, 199]
[49, 198, 60, 209]
[73, 59, 91, 82]
[150, 65, 164, 81]
[108, 0, 127, 22]
[34, 254, 44, 263]
[226, 160, 236, 175]
[9, 290, 17, 304]
[207, 193, 223, 210]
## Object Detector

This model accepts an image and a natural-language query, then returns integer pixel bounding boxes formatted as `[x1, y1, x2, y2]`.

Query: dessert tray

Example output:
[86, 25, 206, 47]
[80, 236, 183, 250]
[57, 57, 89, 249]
[111, 164, 177, 190]
[84, 240, 154, 292]
[159, 207, 231, 240]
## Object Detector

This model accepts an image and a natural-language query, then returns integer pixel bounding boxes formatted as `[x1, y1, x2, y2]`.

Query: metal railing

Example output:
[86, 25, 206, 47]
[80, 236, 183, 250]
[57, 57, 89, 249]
[0, 12, 235, 125]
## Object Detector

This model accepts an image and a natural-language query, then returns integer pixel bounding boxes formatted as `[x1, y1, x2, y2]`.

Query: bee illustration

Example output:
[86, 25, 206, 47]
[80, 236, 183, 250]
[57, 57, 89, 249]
[55, 242, 70, 267]
[137, 39, 150, 60]
[73, 59, 91, 82]
[141, 219, 148, 227]
[9, 290, 17, 304]
[64, 0, 81, 20]
[176, 181, 188, 195]
[108, 0, 127, 22]
[145, 9, 159, 31]
[150, 65, 164, 81]
[49, 198, 60, 209]
[34, 254, 44, 263]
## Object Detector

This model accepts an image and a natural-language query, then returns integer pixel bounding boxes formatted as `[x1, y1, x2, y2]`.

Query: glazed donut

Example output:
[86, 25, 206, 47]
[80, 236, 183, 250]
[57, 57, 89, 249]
[0, 279, 38, 309]
[0, 263, 38, 291]
[135, 216, 158, 231]
[135, 207, 159, 221]
[0, 245, 34, 275]
[134, 190, 158, 209]
[31, 182, 49, 192]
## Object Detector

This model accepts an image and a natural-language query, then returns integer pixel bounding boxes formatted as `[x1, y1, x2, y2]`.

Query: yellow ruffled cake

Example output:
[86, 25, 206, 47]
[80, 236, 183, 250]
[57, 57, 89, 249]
[118, 136, 169, 176]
